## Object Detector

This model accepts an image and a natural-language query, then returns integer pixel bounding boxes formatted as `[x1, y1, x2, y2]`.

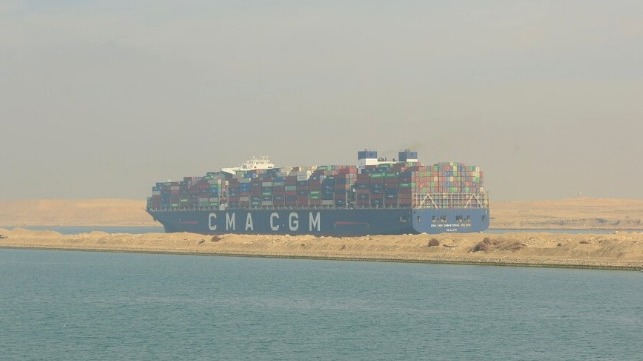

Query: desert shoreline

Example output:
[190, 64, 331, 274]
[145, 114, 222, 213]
[2, 246, 641, 272]
[2, 228, 641, 271]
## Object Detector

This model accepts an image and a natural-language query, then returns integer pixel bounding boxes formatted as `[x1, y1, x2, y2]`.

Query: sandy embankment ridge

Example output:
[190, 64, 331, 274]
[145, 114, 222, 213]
[1, 197, 642, 270]
[1, 228, 642, 270]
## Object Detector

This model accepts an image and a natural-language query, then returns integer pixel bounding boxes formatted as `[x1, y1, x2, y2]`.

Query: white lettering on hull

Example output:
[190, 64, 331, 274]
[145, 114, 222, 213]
[245, 213, 254, 230]
[226, 213, 236, 231]
[207, 211, 321, 233]
[270, 213, 279, 231]
[289, 212, 298, 231]
[309, 212, 320, 232]
[208, 213, 217, 231]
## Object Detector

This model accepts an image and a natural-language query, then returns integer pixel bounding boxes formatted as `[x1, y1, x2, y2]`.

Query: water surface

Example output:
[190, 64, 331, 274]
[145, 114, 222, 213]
[1, 250, 640, 360]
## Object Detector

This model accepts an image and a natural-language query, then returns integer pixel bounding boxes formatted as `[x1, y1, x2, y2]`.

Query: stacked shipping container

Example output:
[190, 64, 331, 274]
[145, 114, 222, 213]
[148, 172, 227, 210]
[147, 154, 486, 210]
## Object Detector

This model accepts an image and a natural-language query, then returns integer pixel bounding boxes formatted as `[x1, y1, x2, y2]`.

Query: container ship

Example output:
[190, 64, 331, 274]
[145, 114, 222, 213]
[146, 150, 490, 235]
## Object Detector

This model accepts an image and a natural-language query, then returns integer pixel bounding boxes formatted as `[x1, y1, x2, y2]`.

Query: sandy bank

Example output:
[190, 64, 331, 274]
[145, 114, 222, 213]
[1, 228, 642, 271]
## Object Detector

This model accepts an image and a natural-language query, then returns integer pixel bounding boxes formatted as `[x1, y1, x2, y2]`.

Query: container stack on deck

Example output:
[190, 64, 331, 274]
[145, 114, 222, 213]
[147, 150, 486, 211]
[148, 172, 227, 210]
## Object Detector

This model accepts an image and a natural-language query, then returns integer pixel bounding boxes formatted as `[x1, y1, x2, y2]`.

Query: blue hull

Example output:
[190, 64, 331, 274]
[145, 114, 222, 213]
[147, 208, 490, 236]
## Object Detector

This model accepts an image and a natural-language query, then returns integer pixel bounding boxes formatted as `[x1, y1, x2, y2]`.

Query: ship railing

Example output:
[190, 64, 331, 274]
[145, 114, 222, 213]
[149, 204, 409, 211]
[146, 192, 489, 212]
[414, 192, 489, 209]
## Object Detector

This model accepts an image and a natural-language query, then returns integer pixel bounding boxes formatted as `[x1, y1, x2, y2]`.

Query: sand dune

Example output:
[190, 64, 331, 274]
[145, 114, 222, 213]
[0, 199, 154, 226]
[491, 198, 643, 230]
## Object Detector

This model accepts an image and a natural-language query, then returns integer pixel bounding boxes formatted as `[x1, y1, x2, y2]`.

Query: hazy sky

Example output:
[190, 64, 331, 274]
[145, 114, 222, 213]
[2, 0, 642, 201]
